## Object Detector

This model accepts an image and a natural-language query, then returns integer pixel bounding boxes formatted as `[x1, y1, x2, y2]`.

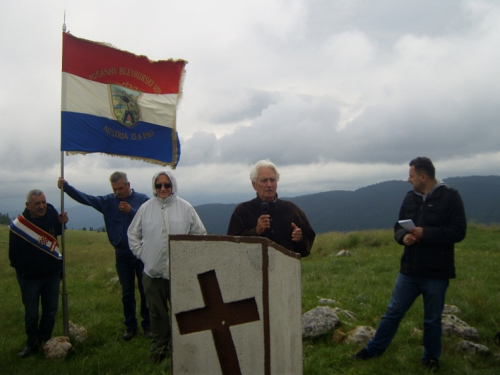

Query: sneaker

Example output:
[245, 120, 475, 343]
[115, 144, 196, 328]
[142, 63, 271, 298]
[352, 348, 371, 360]
[422, 358, 440, 372]
[122, 328, 138, 341]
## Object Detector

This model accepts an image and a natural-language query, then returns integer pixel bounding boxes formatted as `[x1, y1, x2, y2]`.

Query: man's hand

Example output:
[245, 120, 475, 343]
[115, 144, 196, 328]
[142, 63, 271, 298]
[403, 227, 423, 246]
[58, 212, 69, 224]
[409, 227, 424, 240]
[291, 222, 303, 242]
[256, 214, 271, 235]
[57, 177, 67, 189]
[119, 201, 132, 214]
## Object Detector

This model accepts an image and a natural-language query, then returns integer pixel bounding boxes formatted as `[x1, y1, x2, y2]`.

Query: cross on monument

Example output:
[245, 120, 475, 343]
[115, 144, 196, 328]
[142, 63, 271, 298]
[175, 269, 261, 375]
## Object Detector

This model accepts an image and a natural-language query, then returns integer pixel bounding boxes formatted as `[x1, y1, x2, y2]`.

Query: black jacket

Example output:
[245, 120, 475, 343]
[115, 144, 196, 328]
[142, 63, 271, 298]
[394, 184, 466, 279]
[227, 195, 316, 257]
[9, 204, 63, 278]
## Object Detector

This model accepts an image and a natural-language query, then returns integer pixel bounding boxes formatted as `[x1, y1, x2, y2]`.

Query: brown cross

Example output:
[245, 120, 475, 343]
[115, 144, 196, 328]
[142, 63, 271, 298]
[175, 269, 260, 375]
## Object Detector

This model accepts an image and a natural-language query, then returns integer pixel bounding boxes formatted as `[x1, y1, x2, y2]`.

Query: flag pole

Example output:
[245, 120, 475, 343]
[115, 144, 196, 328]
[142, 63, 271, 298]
[60, 152, 69, 337]
[60, 13, 70, 337]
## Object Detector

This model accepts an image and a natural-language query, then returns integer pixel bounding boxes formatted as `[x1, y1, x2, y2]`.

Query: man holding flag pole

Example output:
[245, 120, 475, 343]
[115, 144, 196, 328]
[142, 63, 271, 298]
[58, 173, 151, 340]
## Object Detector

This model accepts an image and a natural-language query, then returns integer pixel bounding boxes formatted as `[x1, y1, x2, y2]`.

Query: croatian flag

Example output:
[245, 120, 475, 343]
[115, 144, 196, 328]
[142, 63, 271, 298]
[61, 32, 187, 167]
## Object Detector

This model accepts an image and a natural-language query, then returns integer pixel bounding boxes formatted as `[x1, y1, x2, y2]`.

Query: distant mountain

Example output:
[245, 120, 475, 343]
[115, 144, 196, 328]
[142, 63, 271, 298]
[195, 176, 500, 234]
[8, 176, 497, 234]
[64, 205, 105, 230]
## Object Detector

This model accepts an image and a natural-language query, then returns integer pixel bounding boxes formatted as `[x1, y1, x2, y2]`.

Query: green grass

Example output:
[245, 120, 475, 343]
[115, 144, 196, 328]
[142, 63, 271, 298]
[1, 224, 500, 374]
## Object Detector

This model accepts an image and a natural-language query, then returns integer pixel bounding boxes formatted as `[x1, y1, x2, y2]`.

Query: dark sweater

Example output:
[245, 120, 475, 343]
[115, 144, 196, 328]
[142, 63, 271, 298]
[227, 195, 315, 257]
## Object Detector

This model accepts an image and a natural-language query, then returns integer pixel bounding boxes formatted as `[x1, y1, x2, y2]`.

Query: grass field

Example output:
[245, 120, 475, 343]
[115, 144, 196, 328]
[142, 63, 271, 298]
[1, 224, 499, 374]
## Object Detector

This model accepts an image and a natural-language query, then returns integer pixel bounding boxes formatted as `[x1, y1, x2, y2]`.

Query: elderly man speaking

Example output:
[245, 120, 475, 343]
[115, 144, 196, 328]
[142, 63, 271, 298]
[227, 159, 315, 257]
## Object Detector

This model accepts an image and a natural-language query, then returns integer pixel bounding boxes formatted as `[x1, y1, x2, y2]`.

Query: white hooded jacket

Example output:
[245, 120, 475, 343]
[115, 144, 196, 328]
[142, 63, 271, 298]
[127, 171, 207, 279]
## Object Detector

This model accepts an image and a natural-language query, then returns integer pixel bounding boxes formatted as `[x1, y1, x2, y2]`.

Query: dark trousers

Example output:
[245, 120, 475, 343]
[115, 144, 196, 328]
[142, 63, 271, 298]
[115, 252, 150, 330]
[142, 274, 170, 354]
[16, 271, 61, 347]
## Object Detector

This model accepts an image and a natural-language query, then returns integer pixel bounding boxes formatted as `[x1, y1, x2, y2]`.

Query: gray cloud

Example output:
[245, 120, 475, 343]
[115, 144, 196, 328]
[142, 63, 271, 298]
[1, 0, 500, 215]
[202, 89, 281, 124]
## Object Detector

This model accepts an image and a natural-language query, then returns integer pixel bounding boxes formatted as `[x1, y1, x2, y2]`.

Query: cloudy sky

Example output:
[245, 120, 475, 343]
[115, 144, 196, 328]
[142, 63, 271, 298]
[1, 0, 499, 214]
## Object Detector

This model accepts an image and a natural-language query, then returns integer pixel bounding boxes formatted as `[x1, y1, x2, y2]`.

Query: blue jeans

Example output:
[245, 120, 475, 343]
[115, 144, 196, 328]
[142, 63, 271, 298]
[16, 271, 61, 347]
[366, 273, 449, 360]
[115, 252, 150, 330]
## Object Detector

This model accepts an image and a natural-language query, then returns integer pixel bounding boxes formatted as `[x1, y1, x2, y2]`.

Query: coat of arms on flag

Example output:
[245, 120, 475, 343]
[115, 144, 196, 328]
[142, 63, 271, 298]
[61, 32, 187, 167]
[110, 85, 142, 127]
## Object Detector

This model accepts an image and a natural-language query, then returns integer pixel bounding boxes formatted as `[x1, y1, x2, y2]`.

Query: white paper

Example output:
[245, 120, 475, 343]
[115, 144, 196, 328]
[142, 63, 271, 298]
[398, 219, 416, 230]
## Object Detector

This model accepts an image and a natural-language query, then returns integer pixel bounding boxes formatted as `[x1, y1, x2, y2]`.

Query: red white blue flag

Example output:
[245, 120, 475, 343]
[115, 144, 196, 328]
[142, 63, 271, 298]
[61, 32, 187, 167]
[10, 215, 62, 260]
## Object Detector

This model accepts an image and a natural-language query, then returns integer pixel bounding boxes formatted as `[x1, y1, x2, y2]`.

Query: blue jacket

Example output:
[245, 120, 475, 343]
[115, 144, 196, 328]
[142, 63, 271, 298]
[63, 183, 149, 254]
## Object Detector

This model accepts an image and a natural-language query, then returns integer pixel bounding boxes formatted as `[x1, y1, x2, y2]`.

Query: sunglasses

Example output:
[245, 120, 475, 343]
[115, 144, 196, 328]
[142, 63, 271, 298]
[155, 183, 172, 189]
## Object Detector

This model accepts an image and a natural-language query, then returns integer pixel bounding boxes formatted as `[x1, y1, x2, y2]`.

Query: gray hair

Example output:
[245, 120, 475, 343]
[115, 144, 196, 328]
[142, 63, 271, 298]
[26, 189, 44, 203]
[109, 171, 128, 184]
[250, 159, 280, 183]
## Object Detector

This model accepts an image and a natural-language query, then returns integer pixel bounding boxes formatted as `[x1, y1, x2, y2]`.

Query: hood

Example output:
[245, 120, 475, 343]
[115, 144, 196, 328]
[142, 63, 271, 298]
[414, 178, 445, 201]
[151, 170, 178, 198]
[427, 178, 445, 198]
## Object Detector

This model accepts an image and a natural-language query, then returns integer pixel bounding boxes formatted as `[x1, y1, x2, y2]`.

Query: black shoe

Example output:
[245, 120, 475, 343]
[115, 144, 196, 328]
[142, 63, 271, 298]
[144, 329, 153, 339]
[352, 348, 371, 360]
[17, 345, 38, 358]
[122, 328, 138, 341]
[422, 358, 440, 372]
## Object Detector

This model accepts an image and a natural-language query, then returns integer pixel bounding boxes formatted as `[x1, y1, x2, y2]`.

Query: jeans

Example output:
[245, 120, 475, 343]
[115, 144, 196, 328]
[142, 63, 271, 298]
[16, 271, 61, 347]
[115, 252, 150, 330]
[366, 273, 449, 360]
[142, 274, 171, 354]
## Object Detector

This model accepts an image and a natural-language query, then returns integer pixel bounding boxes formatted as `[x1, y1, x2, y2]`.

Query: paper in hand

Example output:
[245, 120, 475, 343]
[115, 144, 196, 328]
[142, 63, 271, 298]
[398, 219, 416, 230]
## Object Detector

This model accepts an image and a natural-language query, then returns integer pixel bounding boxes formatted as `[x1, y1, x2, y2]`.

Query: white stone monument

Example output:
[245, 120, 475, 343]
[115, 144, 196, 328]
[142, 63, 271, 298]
[169, 235, 303, 375]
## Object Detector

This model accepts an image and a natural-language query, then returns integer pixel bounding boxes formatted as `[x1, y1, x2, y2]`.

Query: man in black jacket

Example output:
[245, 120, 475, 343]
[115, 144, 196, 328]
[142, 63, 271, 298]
[9, 189, 68, 358]
[227, 159, 315, 257]
[353, 157, 467, 371]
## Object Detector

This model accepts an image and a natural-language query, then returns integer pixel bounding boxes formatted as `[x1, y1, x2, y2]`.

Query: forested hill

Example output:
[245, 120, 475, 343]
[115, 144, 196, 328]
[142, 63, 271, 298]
[194, 176, 500, 234]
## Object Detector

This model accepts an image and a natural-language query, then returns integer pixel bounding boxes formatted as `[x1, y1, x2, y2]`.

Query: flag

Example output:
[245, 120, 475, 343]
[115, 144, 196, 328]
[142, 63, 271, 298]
[61, 32, 187, 167]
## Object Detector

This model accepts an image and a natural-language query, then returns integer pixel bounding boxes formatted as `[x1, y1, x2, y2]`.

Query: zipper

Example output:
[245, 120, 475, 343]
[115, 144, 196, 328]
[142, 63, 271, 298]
[412, 200, 425, 275]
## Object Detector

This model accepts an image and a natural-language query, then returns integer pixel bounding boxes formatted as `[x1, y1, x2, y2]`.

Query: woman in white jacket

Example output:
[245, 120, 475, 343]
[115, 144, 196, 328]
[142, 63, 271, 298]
[128, 171, 206, 363]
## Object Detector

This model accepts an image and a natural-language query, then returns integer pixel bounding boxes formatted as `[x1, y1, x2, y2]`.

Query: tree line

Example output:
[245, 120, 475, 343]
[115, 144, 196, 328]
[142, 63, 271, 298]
[0, 212, 13, 225]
